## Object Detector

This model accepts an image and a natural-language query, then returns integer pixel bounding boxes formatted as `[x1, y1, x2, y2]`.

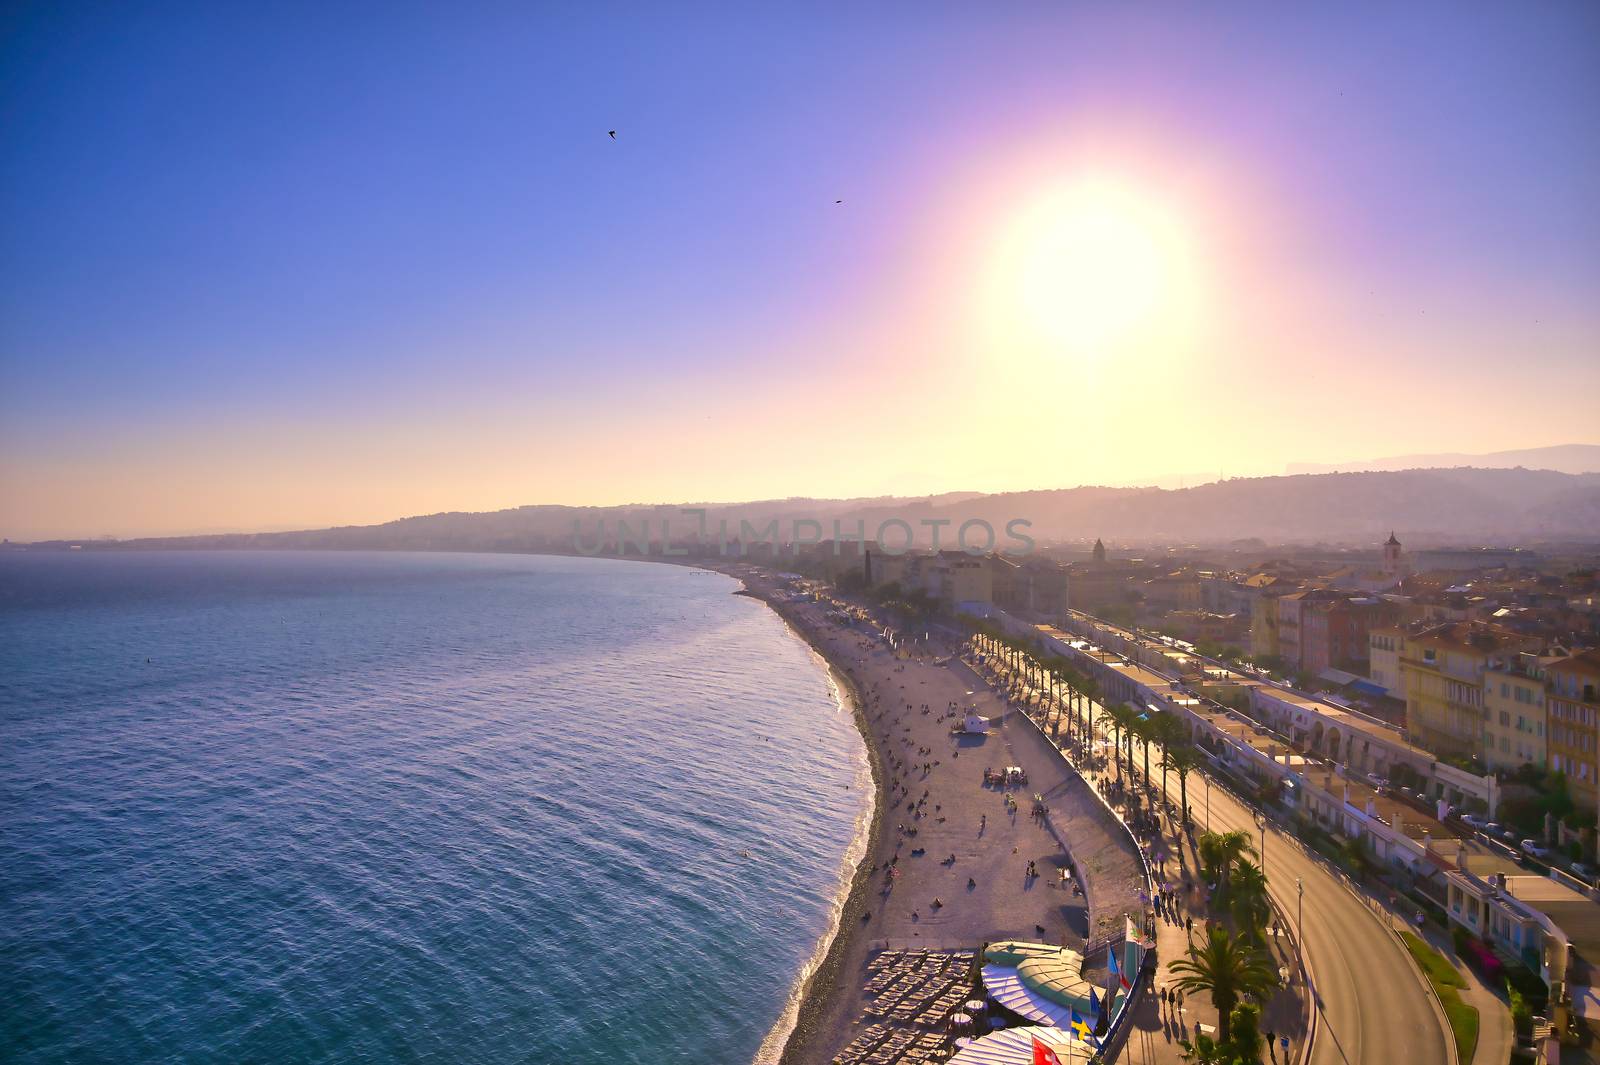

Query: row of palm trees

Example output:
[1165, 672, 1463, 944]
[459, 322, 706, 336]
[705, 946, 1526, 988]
[967, 623, 1283, 1063]
[1172, 830, 1281, 1059]
[968, 624, 1207, 829]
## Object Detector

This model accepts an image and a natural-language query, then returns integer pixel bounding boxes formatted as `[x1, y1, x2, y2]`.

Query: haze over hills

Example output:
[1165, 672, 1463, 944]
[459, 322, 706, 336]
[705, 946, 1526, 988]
[21, 466, 1600, 554]
[1285, 443, 1600, 477]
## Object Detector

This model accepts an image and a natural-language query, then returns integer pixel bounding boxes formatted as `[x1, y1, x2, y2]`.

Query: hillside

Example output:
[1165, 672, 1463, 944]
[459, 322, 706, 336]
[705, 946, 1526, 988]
[1286, 443, 1600, 476]
[24, 466, 1600, 554]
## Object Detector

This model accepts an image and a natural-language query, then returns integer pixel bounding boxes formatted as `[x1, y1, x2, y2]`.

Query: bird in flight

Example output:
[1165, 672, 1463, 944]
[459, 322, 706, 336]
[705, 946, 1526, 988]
[608, 130, 617, 139]
[835, 199, 843, 204]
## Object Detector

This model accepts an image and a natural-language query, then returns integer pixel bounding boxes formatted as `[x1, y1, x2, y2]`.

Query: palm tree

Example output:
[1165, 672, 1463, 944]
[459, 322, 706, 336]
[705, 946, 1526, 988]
[1151, 715, 1187, 796]
[1061, 666, 1083, 743]
[1162, 745, 1202, 828]
[1105, 704, 1134, 778]
[1177, 1031, 1231, 1065]
[1116, 703, 1139, 777]
[1229, 858, 1273, 942]
[1133, 712, 1155, 785]
[1078, 676, 1100, 752]
[1168, 927, 1279, 1044]
[1198, 829, 1257, 892]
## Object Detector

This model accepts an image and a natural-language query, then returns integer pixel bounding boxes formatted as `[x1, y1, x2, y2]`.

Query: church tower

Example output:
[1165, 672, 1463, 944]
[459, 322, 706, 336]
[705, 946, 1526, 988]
[1092, 538, 1107, 565]
[1382, 531, 1405, 576]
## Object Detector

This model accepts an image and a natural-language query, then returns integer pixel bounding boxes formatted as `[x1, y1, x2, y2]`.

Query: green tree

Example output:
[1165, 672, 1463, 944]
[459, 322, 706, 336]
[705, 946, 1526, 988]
[1229, 858, 1273, 941]
[1106, 703, 1138, 779]
[1227, 1002, 1265, 1065]
[1132, 712, 1155, 785]
[1198, 829, 1257, 891]
[1079, 676, 1101, 750]
[1163, 745, 1203, 828]
[1168, 927, 1279, 1045]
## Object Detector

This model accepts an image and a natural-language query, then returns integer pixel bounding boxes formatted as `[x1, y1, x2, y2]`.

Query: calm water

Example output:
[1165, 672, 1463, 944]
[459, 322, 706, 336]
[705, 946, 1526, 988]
[0, 551, 868, 1064]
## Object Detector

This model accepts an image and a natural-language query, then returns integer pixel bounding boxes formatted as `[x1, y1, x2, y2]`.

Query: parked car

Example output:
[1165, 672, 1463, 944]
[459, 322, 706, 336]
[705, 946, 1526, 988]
[1570, 862, 1597, 884]
[1521, 839, 1552, 861]
[1460, 813, 1488, 830]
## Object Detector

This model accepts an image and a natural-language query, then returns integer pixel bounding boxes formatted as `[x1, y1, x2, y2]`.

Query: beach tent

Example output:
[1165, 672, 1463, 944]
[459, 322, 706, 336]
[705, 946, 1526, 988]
[980, 941, 1096, 1025]
[948, 1025, 1096, 1064]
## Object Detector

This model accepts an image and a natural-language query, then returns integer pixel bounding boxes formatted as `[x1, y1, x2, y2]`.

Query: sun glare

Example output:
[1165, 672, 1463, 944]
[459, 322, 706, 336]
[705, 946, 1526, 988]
[986, 178, 1200, 361]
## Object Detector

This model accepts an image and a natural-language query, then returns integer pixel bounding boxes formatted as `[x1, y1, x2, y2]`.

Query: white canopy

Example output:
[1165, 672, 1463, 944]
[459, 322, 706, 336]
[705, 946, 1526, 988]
[949, 1025, 1096, 1064]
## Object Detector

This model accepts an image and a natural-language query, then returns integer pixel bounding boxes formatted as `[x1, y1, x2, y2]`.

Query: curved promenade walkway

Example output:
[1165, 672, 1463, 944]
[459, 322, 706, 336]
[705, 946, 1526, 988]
[744, 578, 1145, 1065]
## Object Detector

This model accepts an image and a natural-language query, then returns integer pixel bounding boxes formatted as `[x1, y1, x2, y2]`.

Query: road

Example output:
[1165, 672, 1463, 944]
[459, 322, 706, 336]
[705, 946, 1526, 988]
[1191, 763, 1452, 1065]
[987, 647, 1453, 1065]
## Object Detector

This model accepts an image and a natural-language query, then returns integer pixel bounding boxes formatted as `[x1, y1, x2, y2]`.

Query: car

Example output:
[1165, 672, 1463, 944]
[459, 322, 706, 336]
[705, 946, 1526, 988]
[1521, 839, 1552, 861]
[1460, 813, 1487, 830]
[1570, 862, 1598, 884]
[1484, 822, 1504, 838]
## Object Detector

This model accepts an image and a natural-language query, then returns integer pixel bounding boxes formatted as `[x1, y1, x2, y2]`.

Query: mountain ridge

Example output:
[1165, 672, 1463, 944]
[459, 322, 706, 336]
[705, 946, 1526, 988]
[18, 466, 1600, 552]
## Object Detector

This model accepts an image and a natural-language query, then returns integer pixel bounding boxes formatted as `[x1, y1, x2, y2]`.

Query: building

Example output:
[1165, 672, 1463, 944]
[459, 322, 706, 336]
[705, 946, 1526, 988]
[1277, 590, 1397, 676]
[1383, 531, 1409, 578]
[992, 556, 1069, 619]
[927, 551, 993, 609]
[1250, 586, 1284, 660]
[1140, 571, 1202, 612]
[1444, 867, 1573, 991]
[1547, 649, 1600, 814]
[1402, 622, 1542, 762]
[1482, 652, 1551, 772]
[1369, 625, 1404, 697]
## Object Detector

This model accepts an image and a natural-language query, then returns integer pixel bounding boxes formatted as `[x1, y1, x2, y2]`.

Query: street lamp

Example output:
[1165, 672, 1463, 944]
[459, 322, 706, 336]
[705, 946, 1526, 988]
[1296, 876, 1304, 958]
[1254, 809, 1267, 869]
[1205, 774, 1212, 835]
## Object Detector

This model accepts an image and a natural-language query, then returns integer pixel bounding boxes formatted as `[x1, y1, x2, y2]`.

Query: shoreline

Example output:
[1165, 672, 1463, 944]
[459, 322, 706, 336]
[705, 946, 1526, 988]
[732, 584, 892, 1065]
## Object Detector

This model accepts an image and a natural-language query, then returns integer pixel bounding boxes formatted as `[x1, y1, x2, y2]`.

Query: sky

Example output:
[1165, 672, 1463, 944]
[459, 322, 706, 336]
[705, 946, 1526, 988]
[2, 2, 1598, 540]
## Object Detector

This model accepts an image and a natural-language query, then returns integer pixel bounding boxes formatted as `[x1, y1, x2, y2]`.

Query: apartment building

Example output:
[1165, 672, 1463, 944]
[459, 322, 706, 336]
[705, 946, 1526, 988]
[1369, 625, 1404, 697]
[1402, 622, 1540, 762]
[1481, 652, 1551, 772]
[1547, 649, 1600, 813]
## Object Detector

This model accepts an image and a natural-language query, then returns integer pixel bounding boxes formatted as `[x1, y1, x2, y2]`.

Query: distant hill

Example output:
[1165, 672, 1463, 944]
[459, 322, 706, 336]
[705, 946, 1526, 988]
[1287, 443, 1600, 476]
[25, 467, 1600, 553]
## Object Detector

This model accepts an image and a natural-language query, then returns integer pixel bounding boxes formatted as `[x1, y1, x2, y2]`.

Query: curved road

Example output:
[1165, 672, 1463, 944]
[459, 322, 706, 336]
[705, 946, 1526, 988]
[989, 654, 1452, 1065]
[1192, 767, 1451, 1065]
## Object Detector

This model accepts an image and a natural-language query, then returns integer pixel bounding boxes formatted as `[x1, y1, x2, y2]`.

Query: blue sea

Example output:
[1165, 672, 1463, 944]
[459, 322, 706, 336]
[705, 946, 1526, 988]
[0, 551, 868, 1065]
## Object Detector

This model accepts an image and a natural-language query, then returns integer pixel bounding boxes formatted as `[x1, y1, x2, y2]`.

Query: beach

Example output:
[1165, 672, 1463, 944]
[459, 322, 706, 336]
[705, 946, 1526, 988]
[722, 567, 1146, 1065]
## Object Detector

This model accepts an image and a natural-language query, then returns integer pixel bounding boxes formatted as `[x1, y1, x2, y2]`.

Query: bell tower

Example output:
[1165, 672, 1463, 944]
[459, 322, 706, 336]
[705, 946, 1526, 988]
[1382, 531, 1405, 576]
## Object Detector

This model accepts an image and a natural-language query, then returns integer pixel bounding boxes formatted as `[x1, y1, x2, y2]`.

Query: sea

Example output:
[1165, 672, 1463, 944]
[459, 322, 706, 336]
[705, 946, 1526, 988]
[0, 550, 870, 1065]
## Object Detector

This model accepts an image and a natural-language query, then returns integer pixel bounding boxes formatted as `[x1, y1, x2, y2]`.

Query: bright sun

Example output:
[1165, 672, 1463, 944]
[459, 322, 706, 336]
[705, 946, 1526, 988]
[992, 178, 1198, 358]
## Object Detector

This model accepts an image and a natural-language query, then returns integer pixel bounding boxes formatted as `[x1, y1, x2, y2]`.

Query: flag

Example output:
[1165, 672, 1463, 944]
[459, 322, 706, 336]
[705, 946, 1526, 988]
[1108, 943, 1131, 991]
[1032, 1034, 1064, 1065]
[1089, 985, 1102, 1016]
[1068, 1010, 1101, 1049]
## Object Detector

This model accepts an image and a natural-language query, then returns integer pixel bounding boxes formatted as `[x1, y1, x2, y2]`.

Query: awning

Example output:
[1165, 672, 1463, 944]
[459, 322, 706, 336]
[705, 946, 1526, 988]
[950, 1026, 1097, 1064]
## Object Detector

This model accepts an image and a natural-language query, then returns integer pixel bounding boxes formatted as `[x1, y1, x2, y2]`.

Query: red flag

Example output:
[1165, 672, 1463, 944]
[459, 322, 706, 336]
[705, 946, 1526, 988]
[1032, 1035, 1064, 1065]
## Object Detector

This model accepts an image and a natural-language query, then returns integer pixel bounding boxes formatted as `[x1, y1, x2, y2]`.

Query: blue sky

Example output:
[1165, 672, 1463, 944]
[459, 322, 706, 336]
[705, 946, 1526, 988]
[3, 2, 1597, 538]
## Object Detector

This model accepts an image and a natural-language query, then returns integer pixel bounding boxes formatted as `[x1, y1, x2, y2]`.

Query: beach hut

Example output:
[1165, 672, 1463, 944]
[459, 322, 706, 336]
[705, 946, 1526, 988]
[947, 1025, 1097, 1064]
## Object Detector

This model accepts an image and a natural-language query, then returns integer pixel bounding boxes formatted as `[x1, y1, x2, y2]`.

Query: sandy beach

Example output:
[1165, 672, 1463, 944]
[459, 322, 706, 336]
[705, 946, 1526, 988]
[719, 567, 1145, 1065]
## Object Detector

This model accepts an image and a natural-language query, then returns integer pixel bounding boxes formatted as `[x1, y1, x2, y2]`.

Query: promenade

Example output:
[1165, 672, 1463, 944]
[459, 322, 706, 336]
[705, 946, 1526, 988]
[976, 651, 1310, 1065]
[738, 574, 1145, 1065]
